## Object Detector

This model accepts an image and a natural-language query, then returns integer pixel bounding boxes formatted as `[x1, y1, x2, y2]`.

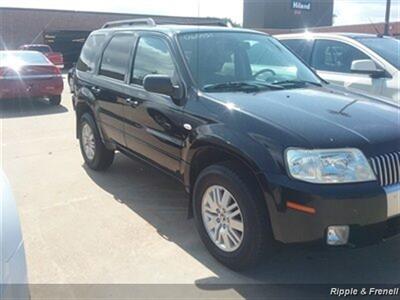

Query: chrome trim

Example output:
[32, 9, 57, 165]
[370, 151, 400, 186]
[385, 184, 400, 218]
[2, 74, 62, 80]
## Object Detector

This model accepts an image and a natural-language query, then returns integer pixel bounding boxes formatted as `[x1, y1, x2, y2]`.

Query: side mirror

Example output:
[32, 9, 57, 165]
[143, 75, 184, 105]
[351, 59, 387, 78]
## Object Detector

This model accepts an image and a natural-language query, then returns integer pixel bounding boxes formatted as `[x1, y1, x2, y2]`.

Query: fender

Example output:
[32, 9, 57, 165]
[181, 124, 286, 226]
[181, 123, 284, 190]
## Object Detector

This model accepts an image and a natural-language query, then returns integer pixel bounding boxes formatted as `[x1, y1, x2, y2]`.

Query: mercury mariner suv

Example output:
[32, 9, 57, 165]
[73, 19, 400, 270]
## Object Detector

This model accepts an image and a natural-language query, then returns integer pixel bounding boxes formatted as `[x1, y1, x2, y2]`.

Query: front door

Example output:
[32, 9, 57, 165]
[123, 34, 186, 174]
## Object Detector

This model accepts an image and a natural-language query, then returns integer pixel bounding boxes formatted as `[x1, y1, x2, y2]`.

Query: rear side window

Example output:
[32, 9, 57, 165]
[76, 34, 105, 72]
[281, 39, 314, 63]
[23, 46, 51, 53]
[99, 34, 135, 81]
[131, 37, 176, 86]
[311, 40, 370, 73]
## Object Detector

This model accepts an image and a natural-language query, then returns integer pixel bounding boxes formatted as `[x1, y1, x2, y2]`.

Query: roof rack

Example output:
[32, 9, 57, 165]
[102, 18, 231, 29]
[102, 18, 156, 29]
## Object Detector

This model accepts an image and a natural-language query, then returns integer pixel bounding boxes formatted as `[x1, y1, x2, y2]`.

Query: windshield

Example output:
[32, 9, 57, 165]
[26, 45, 51, 53]
[356, 37, 400, 70]
[178, 32, 321, 91]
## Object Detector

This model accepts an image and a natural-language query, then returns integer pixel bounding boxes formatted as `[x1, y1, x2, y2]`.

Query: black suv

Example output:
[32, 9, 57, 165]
[74, 19, 400, 270]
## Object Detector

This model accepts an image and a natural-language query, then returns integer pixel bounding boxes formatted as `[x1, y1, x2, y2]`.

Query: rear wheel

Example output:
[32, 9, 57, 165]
[193, 163, 276, 270]
[49, 95, 61, 105]
[79, 113, 114, 171]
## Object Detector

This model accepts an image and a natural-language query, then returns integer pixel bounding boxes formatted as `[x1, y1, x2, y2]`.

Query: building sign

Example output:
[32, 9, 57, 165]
[292, 0, 311, 11]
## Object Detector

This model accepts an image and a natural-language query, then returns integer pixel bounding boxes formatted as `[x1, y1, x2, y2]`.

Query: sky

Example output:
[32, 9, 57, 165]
[0, 0, 399, 26]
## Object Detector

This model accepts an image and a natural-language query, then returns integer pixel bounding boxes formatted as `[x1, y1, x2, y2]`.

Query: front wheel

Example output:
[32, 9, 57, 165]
[79, 113, 114, 171]
[193, 163, 276, 270]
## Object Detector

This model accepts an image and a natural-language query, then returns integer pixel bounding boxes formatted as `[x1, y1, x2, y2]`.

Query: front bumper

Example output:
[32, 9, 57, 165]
[259, 173, 400, 246]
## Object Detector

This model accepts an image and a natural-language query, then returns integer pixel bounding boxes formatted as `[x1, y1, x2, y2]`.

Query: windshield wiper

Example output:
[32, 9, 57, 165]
[271, 80, 322, 87]
[203, 81, 283, 92]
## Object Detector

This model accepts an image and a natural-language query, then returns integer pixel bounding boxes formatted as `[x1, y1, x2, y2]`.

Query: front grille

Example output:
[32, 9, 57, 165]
[369, 151, 400, 186]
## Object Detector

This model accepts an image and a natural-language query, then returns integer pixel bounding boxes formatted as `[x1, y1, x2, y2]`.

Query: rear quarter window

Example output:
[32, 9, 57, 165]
[281, 39, 314, 63]
[99, 34, 135, 81]
[76, 34, 106, 72]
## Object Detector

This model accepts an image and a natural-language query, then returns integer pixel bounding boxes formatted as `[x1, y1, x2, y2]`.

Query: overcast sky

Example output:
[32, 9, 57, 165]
[0, 0, 399, 26]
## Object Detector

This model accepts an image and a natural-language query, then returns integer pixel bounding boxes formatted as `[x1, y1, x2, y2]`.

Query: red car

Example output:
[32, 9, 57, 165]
[0, 51, 63, 105]
[19, 44, 64, 69]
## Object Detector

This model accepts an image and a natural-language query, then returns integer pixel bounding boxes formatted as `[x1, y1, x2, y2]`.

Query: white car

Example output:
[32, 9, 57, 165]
[0, 170, 29, 299]
[276, 33, 400, 104]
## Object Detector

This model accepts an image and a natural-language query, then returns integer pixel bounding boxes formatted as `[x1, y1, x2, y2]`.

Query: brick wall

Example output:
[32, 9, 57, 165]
[0, 7, 223, 49]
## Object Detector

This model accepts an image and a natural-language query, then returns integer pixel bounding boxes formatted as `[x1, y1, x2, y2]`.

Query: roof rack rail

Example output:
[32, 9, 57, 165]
[102, 18, 156, 29]
[102, 18, 231, 29]
[156, 20, 231, 27]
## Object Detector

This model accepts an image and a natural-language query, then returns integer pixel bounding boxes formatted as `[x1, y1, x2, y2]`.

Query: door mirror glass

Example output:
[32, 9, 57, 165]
[351, 59, 386, 78]
[143, 75, 183, 103]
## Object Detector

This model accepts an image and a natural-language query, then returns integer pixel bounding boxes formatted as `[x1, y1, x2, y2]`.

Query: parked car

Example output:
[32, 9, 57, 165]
[73, 19, 400, 270]
[19, 44, 64, 69]
[276, 33, 400, 104]
[0, 51, 63, 105]
[0, 170, 30, 299]
[68, 65, 76, 93]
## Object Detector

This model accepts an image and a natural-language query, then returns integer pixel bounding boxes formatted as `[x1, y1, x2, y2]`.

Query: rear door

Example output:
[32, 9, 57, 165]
[123, 33, 186, 174]
[310, 39, 384, 96]
[92, 33, 136, 146]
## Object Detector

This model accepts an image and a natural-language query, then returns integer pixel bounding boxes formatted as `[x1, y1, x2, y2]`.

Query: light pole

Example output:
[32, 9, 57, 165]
[384, 0, 391, 35]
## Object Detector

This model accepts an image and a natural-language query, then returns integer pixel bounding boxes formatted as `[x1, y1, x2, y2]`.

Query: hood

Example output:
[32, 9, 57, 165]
[205, 85, 400, 156]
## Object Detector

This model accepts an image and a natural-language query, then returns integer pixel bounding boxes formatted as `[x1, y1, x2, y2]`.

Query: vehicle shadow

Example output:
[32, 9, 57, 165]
[0, 98, 68, 119]
[84, 153, 400, 297]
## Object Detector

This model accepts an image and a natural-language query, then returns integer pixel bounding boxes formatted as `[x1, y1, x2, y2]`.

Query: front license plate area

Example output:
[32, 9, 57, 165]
[386, 185, 400, 218]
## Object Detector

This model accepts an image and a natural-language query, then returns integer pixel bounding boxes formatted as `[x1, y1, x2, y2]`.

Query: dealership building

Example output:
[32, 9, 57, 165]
[0, 7, 223, 65]
[244, 0, 334, 29]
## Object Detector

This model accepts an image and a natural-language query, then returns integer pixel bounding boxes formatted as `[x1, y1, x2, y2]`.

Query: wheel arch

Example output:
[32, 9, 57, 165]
[75, 101, 95, 138]
[184, 136, 276, 220]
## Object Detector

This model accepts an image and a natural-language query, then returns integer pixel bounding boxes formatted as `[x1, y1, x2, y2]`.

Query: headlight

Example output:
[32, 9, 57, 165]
[286, 148, 376, 184]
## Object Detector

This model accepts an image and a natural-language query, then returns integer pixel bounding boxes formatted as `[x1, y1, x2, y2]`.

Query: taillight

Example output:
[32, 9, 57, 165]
[0, 67, 17, 79]
[0, 67, 6, 79]
[49, 66, 61, 75]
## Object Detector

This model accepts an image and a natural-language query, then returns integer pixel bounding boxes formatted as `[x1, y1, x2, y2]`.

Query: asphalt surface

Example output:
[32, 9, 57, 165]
[1, 77, 399, 298]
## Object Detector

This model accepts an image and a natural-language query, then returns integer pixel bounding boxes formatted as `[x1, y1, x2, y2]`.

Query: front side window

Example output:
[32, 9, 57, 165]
[178, 32, 321, 91]
[99, 34, 134, 81]
[132, 36, 176, 86]
[311, 40, 370, 73]
[76, 34, 105, 72]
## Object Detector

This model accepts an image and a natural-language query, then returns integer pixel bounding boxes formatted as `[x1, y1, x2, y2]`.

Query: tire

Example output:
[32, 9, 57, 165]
[79, 113, 114, 171]
[193, 162, 276, 270]
[69, 78, 74, 94]
[49, 95, 61, 105]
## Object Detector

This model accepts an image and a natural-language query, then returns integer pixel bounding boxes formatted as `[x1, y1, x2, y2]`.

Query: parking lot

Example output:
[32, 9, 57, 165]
[1, 76, 400, 295]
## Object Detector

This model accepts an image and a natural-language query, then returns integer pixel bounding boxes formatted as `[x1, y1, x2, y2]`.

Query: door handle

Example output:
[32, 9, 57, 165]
[125, 98, 139, 107]
[91, 86, 101, 94]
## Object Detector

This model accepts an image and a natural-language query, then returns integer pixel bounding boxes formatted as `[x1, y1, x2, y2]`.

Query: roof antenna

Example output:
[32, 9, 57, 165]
[368, 18, 383, 37]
